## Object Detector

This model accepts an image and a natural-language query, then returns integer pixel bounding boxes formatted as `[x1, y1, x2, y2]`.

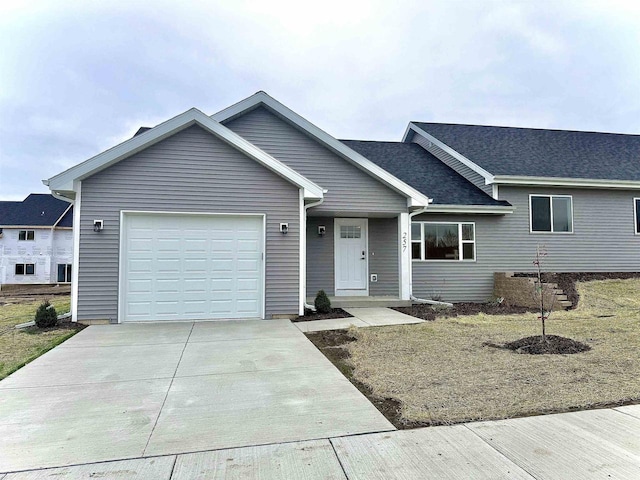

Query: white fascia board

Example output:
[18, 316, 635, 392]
[46, 108, 324, 200]
[405, 123, 496, 184]
[492, 175, 640, 190]
[426, 204, 514, 214]
[213, 92, 431, 207]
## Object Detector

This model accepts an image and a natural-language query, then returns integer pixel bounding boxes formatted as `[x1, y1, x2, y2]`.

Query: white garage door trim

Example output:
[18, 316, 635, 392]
[118, 210, 266, 323]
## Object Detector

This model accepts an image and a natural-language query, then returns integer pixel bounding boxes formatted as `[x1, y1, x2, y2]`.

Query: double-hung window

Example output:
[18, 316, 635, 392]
[411, 222, 476, 261]
[634, 198, 640, 234]
[530, 195, 573, 233]
[19, 230, 35, 241]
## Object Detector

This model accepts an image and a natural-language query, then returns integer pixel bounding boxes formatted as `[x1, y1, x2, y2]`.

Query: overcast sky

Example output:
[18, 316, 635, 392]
[1, 0, 639, 200]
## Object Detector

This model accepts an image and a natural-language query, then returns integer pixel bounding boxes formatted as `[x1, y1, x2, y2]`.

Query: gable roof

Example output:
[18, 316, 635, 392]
[342, 140, 512, 212]
[213, 92, 431, 207]
[0, 194, 73, 227]
[45, 108, 324, 201]
[408, 122, 640, 188]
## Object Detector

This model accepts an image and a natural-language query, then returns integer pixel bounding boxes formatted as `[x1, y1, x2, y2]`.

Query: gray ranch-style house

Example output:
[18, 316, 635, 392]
[45, 92, 640, 323]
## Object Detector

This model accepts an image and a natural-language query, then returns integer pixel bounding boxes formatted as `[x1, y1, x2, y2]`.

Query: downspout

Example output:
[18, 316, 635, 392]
[408, 206, 453, 308]
[302, 195, 325, 312]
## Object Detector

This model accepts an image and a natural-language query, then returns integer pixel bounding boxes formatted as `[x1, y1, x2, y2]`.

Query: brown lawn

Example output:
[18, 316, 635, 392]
[343, 279, 640, 426]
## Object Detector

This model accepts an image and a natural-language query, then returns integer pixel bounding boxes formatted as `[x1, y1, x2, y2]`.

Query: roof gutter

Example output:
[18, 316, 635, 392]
[492, 175, 640, 190]
[426, 204, 514, 214]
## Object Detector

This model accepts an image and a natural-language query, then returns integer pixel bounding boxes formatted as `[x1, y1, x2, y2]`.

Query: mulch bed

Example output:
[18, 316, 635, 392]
[292, 308, 352, 322]
[487, 334, 591, 355]
[393, 302, 536, 321]
[306, 329, 417, 429]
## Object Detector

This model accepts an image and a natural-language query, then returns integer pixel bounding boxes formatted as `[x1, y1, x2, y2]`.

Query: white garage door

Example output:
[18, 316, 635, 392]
[121, 213, 264, 322]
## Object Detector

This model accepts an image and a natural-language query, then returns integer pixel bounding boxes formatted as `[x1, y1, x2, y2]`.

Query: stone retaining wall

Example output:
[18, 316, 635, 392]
[493, 272, 563, 311]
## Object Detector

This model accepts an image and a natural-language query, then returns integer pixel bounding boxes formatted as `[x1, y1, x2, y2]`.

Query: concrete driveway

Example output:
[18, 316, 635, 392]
[0, 319, 394, 473]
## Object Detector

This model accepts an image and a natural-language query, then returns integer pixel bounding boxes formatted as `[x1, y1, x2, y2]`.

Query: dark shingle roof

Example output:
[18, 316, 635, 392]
[341, 140, 510, 206]
[0, 194, 72, 227]
[412, 123, 640, 180]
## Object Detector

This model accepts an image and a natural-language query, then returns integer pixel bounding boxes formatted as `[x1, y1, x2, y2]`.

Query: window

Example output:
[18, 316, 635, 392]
[15, 263, 35, 275]
[18, 230, 35, 241]
[340, 225, 361, 238]
[57, 264, 72, 283]
[635, 198, 640, 234]
[530, 195, 573, 233]
[411, 222, 475, 261]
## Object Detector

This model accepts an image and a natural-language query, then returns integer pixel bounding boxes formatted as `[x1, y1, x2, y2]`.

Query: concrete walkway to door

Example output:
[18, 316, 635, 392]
[0, 320, 394, 473]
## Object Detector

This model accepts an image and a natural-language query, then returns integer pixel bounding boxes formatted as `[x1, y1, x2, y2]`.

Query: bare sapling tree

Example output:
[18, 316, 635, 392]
[532, 244, 557, 343]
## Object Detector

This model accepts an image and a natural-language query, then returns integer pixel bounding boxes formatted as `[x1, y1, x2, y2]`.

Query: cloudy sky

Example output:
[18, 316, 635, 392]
[1, 0, 639, 200]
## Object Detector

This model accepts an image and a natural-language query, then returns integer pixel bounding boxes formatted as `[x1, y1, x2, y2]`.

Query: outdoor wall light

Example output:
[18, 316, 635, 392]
[280, 223, 289, 234]
[318, 225, 326, 236]
[93, 219, 104, 232]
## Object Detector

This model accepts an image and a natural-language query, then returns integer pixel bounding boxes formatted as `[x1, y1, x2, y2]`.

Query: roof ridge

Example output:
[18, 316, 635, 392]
[412, 122, 640, 137]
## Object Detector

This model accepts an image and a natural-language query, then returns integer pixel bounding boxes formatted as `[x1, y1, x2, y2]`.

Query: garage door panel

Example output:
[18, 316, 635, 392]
[156, 258, 181, 273]
[122, 214, 264, 322]
[237, 259, 260, 272]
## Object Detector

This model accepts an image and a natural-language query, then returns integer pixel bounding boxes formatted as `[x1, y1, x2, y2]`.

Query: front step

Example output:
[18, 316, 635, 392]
[308, 296, 412, 308]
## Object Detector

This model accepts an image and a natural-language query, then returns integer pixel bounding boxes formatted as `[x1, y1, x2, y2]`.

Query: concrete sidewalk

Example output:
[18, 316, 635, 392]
[5, 405, 640, 479]
[294, 307, 423, 333]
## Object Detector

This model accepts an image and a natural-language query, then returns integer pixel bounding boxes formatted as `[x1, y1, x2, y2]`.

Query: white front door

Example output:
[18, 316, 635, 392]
[334, 218, 368, 296]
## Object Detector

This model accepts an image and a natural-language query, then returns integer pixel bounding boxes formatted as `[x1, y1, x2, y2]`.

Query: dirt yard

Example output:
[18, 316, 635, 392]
[309, 279, 640, 427]
[0, 294, 79, 380]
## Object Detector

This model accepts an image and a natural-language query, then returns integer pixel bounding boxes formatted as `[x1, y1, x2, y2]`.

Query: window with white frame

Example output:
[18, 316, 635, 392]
[18, 230, 35, 241]
[15, 263, 35, 275]
[411, 222, 475, 261]
[530, 195, 573, 233]
[57, 264, 72, 283]
[635, 198, 640, 234]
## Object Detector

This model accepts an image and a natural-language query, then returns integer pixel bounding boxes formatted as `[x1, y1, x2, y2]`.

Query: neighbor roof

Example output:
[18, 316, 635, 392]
[341, 140, 510, 207]
[0, 194, 72, 227]
[410, 123, 640, 181]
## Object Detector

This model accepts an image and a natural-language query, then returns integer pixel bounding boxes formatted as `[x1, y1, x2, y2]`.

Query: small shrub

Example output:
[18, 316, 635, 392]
[314, 290, 332, 314]
[35, 301, 58, 329]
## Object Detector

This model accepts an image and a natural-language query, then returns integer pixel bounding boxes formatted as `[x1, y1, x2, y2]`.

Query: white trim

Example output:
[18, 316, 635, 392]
[404, 123, 495, 184]
[333, 218, 369, 296]
[46, 108, 324, 200]
[494, 175, 640, 189]
[71, 181, 81, 322]
[426, 204, 514, 214]
[117, 210, 267, 323]
[492, 184, 499, 200]
[529, 194, 574, 234]
[0, 225, 69, 229]
[635, 198, 640, 235]
[299, 190, 305, 316]
[52, 203, 73, 228]
[398, 212, 411, 300]
[213, 92, 431, 207]
[411, 221, 477, 262]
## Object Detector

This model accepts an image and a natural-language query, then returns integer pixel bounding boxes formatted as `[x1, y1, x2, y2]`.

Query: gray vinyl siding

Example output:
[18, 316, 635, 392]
[369, 217, 399, 296]
[78, 125, 300, 322]
[306, 216, 399, 297]
[410, 132, 493, 196]
[307, 217, 334, 296]
[411, 187, 640, 302]
[225, 107, 407, 214]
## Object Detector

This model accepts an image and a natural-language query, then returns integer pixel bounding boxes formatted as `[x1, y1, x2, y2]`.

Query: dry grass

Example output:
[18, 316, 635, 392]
[348, 279, 640, 426]
[0, 295, 76, 380]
